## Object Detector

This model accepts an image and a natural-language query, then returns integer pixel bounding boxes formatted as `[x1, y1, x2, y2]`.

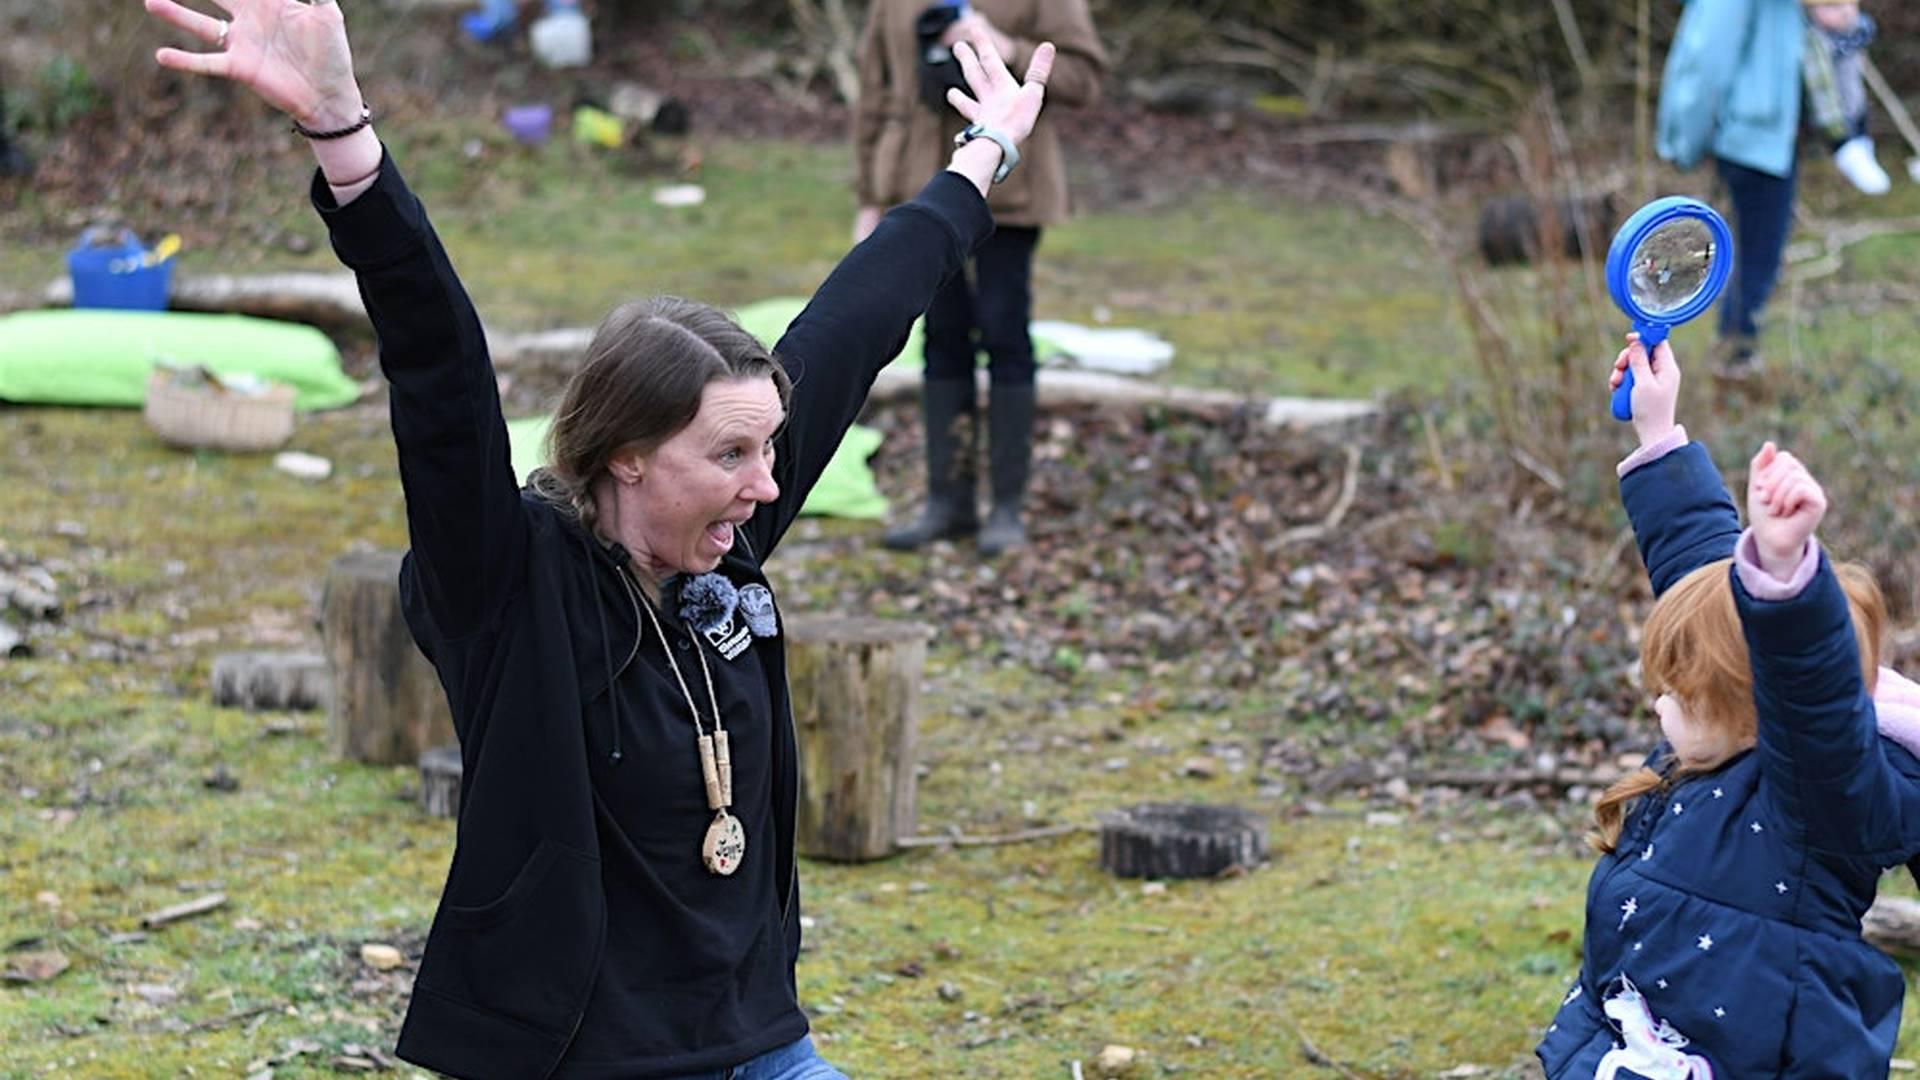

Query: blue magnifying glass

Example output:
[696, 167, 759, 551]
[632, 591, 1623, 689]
[1605, 197, 1733, 421]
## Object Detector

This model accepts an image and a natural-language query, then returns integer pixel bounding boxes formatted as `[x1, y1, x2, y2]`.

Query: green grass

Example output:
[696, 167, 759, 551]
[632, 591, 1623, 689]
[11, 139, 1920, 1076]
[1, 641, 1591, 1078]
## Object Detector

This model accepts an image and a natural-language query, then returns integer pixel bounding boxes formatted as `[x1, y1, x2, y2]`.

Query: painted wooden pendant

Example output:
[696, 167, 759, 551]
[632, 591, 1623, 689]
[703, 809, 746, 876]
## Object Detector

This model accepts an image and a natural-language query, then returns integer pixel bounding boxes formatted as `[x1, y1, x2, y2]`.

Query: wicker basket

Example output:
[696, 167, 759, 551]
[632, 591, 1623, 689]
[143, 370, 297, 452]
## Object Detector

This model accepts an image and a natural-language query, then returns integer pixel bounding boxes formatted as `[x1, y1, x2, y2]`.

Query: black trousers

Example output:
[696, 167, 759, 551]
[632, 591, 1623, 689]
[922, 225, 1041, 386]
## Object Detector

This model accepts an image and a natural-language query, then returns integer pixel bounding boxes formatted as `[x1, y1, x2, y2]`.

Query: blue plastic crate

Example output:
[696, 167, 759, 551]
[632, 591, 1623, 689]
[68, 229, 173, 311]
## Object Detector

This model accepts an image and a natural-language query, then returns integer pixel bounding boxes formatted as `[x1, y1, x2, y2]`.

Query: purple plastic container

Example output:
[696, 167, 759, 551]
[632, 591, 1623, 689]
[503, 104, 554, 146]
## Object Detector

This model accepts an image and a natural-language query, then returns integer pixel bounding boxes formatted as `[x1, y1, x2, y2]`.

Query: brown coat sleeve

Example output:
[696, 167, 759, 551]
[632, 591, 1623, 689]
[851, 2, 893, 207]
[1004, 0, 1107, 110]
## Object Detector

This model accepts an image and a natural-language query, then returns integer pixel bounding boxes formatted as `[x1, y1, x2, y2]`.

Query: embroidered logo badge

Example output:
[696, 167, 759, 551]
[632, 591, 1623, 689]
[706, 616, 752, 661]
[677, 574, 779, 661]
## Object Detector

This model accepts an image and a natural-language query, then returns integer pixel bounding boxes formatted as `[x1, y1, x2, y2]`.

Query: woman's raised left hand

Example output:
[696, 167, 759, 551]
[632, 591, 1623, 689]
[944, 27, 1054, 148]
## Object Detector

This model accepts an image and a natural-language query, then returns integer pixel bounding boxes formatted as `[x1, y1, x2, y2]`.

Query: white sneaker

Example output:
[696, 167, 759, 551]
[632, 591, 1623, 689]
[1835, 136, 1892, 195]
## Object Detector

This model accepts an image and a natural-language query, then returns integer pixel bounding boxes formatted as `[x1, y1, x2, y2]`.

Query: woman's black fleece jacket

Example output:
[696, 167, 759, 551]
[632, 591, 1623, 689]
[312, 151, 990, 1079]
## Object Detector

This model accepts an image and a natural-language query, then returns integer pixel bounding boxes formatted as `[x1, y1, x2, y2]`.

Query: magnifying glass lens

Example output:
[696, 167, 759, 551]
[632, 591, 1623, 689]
[1627, 218, 1716, 315]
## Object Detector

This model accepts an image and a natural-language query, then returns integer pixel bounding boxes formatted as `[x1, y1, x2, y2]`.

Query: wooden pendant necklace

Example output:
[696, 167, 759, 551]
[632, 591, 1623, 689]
[636, 592, 745, 876]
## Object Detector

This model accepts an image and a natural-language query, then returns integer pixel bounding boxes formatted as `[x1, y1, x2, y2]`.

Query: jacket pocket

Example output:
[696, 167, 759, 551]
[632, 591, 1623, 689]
[422, 840, 603, 1035]
[1535, 990, 1612, 1079]
[872, 118, 910, 206]
[443, 839, 560, 929]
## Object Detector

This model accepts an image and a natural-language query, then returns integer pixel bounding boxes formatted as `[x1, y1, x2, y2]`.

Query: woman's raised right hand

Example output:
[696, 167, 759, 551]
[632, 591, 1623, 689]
[146, 0, 364, 133]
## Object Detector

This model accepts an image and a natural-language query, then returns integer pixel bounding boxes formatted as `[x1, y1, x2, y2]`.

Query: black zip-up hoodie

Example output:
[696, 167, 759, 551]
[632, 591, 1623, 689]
[313, 152, 991, 1079]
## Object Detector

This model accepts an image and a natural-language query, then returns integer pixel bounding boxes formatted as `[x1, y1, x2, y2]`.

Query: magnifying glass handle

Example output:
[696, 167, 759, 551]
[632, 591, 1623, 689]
[1611, 324, 1670, 422]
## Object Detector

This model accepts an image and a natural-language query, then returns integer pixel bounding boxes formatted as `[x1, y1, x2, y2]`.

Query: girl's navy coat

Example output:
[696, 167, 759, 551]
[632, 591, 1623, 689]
[1537, 440, 1920, 1077]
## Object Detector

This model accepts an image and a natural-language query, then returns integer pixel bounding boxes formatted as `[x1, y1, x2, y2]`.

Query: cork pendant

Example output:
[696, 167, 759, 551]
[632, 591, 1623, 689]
[703, 810, 746, 876]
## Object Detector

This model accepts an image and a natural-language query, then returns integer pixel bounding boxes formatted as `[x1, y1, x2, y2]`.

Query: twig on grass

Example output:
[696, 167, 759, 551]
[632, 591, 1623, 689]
[895, 823, 1096, 850]
[1281, 444, 1364, 545]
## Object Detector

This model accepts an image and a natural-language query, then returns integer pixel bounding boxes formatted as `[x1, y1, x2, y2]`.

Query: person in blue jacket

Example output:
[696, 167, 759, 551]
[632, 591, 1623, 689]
[1657, 0, 1809, 375]
[141, 0, 1057, 1076]
[1536, 336, 1920, 1077]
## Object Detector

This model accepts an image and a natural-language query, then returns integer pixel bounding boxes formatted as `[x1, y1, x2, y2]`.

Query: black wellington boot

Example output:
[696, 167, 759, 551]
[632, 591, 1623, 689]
[977, 384, 1036, 557]
[882, 378, 979, 550]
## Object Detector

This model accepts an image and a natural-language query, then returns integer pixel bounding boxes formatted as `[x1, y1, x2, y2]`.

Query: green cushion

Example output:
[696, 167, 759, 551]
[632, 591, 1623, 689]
[508, 296, 932, 522]
[0, 310, 359, 411]
[507, 414, 889, 521]
[508, 297, 1087, 522]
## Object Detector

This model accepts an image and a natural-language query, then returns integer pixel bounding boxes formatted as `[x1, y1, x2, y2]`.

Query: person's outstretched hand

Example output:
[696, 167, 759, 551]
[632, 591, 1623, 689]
[852, 205, 883, 245]
[1610, 333, 1681, 447]
[1808, 2, 1861, 33]
[945, 26, 1054, 148]
[1746, 442, 1827, 579]
[146, 0, 364, 132]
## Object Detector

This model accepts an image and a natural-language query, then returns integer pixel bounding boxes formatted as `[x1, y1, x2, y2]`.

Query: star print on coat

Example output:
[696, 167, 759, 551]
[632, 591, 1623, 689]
[1696, 933, 1714, 951]
[1619, 897, 1639, 931]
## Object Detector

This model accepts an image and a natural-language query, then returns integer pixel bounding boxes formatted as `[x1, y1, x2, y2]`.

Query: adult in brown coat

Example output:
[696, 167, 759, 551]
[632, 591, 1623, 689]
[854, 0, 1106, 555]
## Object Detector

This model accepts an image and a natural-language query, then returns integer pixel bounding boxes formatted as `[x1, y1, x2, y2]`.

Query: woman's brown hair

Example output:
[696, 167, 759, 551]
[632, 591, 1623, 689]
[527, 297, 792, 537]
[1589, 557, 1887, 853]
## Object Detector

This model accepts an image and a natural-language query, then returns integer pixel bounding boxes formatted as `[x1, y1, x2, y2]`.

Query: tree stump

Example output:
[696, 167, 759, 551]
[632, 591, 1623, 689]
[1477, 192, 1619, 266]
[1864, 895, 1920, 956]
[320, 550, 455, 765]
[419, 744, 463, 819]
[211, 651, 329, 711]
[1099, 803, 1268, 879]
[785, 614, 932, 862]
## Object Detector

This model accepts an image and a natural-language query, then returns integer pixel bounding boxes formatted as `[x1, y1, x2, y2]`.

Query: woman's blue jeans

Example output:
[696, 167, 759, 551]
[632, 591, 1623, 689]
[663, 1035, 848, 1080]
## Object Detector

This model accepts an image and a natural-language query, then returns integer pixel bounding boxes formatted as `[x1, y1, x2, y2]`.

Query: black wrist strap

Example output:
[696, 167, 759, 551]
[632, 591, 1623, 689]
[293, 103, 373, 141]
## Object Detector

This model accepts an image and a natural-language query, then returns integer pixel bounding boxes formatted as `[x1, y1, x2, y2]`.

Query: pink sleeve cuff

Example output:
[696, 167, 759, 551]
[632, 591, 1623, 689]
[1616, 426, 1690, 478]
[1875, 667, 1920, 758]
[1733, 528, 1820, 600]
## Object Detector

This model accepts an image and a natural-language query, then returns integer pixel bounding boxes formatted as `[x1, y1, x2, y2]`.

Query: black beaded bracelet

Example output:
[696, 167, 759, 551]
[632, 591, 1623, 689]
[292, 103, 372, 141]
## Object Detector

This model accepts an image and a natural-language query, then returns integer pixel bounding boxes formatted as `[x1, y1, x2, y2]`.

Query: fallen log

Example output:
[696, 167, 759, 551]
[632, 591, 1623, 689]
[44, 272, 374, 336]
[1864, 895, 1920, 956]
[211, 651, 329, 711]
